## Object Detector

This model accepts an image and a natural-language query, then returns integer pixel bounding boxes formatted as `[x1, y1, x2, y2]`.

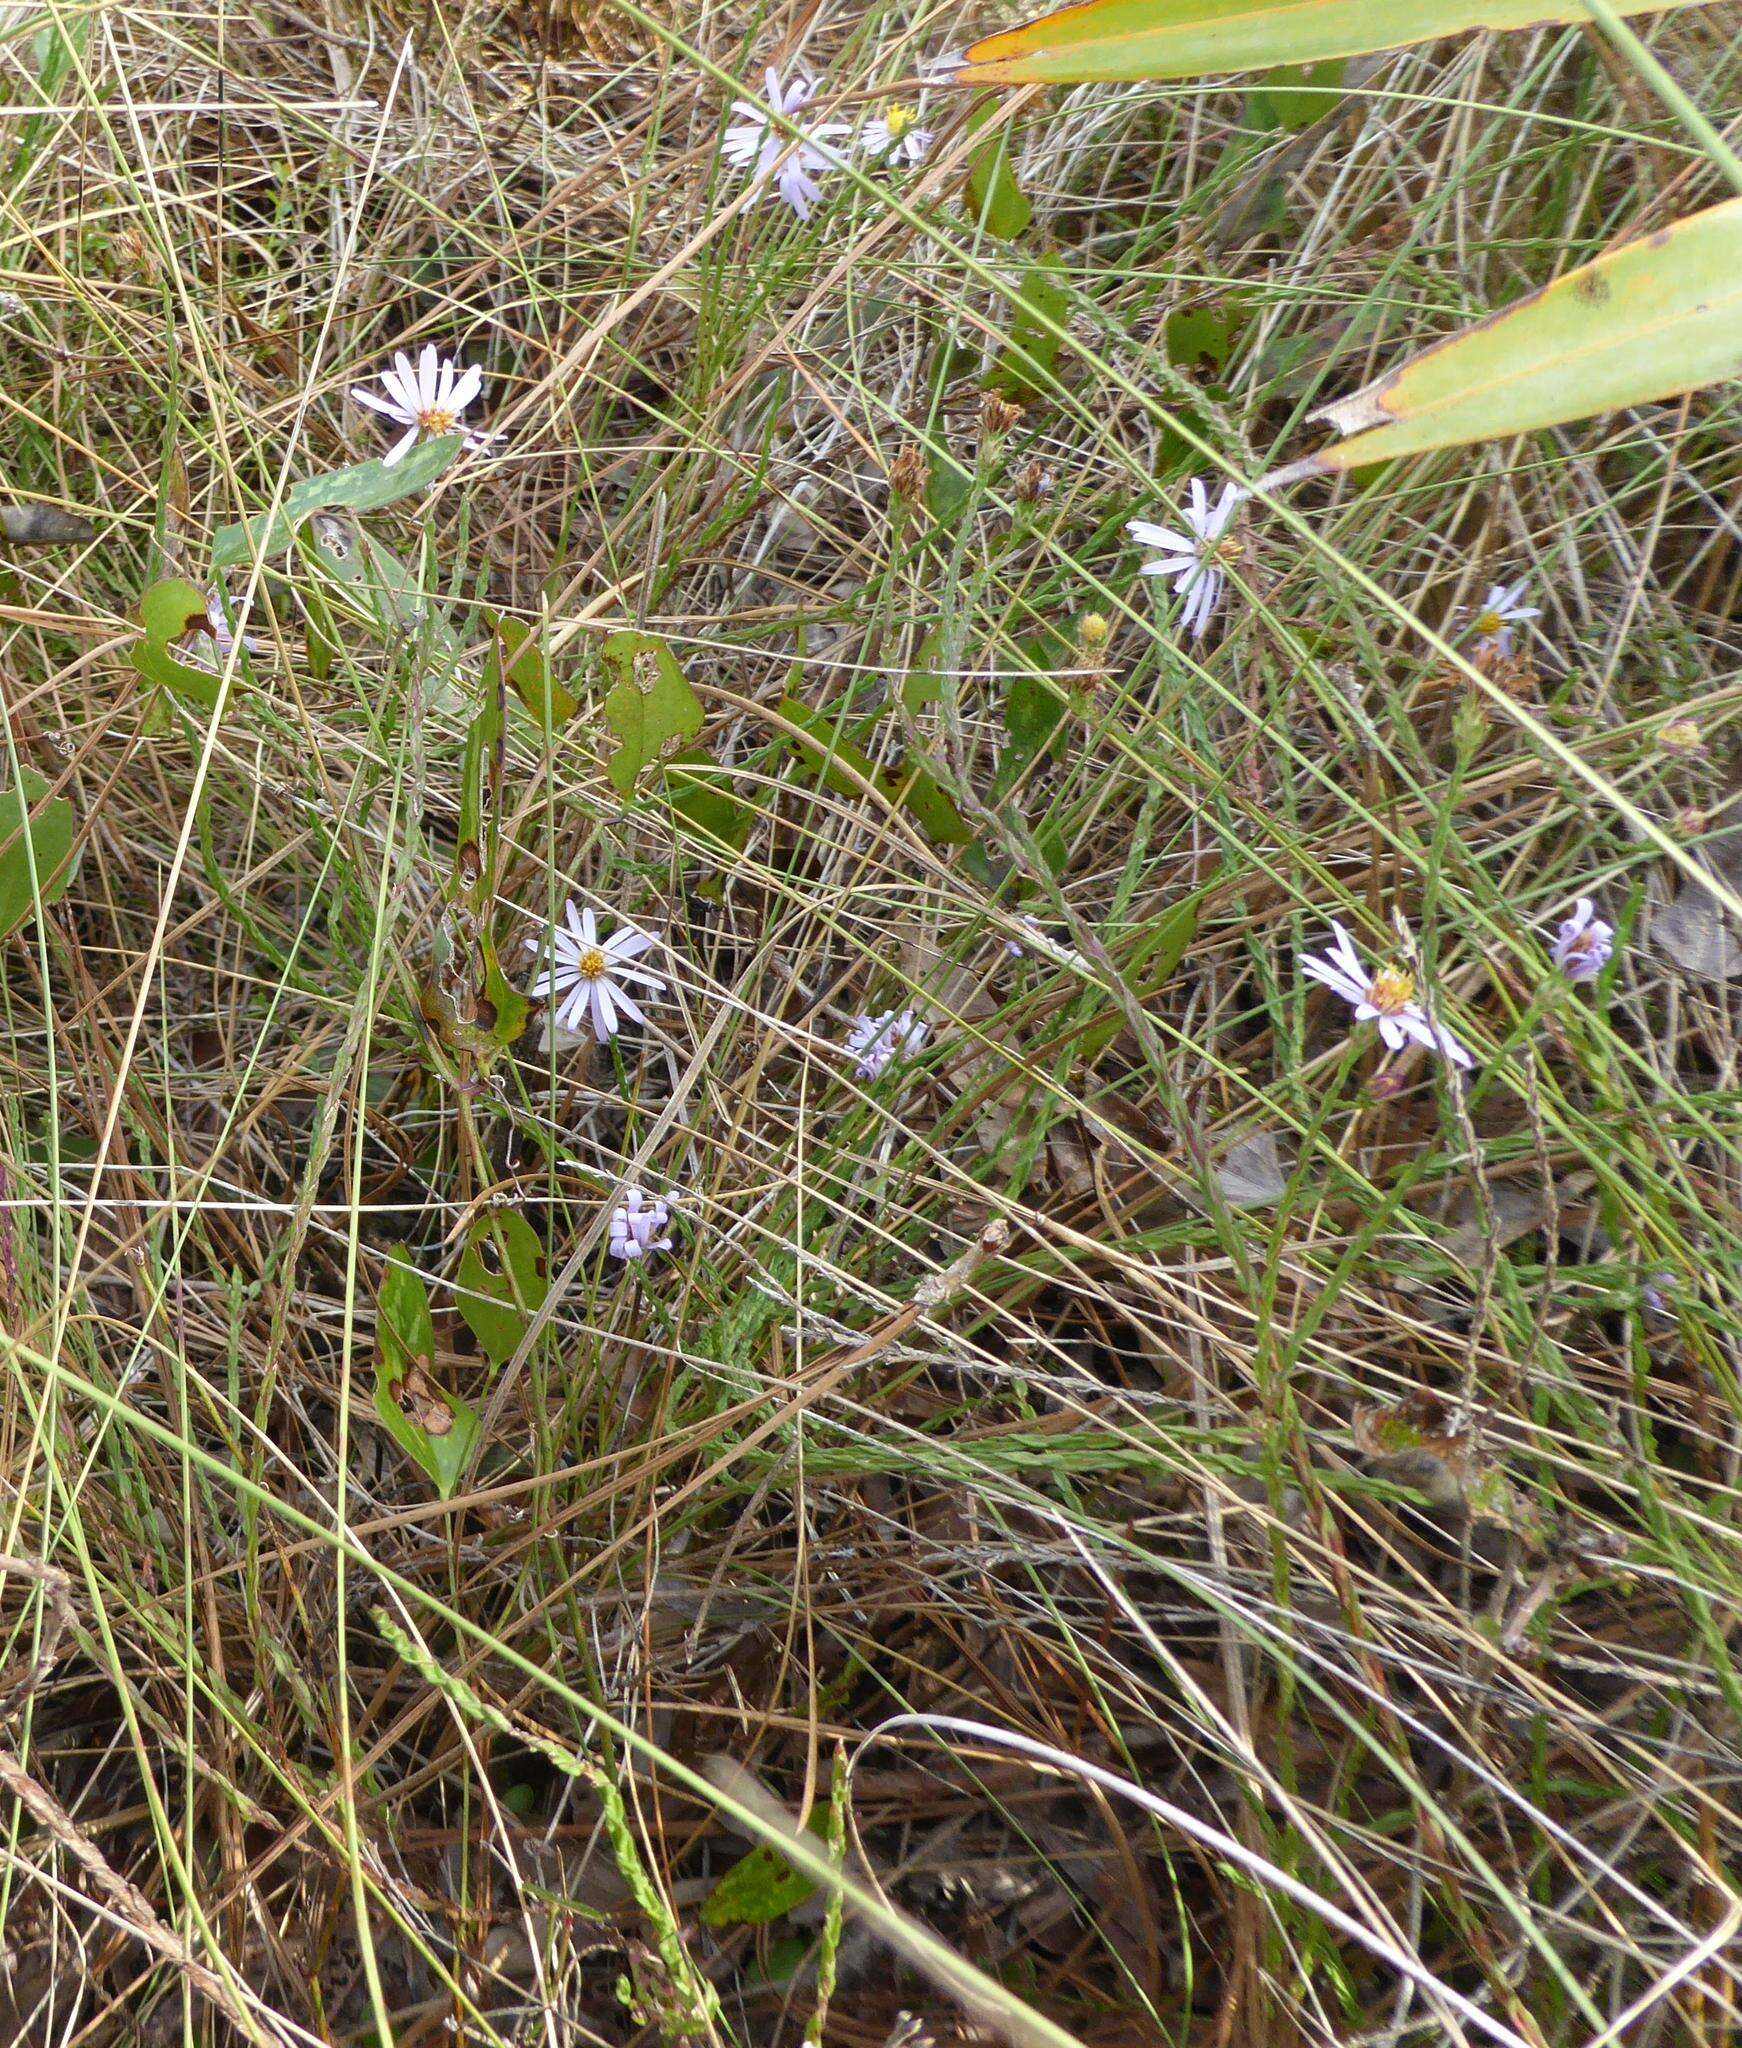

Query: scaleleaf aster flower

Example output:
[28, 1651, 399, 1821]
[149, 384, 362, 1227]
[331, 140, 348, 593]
[609, 1187, 676, 1263]
[722, 68, 847, 220]
[1301, 919, 1473, 1069]
[1550, 898, 1613, 984]
[1127, 477, 1244, 639]
[846, 1008, 928, 1080]
[864, 101, 932, 166]
[351, 345, 497, 467]
[528, 901, 665, 1044]
[1466, 578, 1540, 659]
[194, 585, 265, 668]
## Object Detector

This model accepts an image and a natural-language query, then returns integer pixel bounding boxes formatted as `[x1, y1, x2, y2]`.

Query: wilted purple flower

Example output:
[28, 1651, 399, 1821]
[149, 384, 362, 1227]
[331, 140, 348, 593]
[528, 900, 665, 1044]
[609, 1187, 675, 1263]
[194, 585, 266, 668]
[722, 68, 848, 220]
[846, 1008, 927, 1080]
[1466, 578, 1540, 659]
[1301, 919, 1473, 1069]
[1550, 898, 1613, 984]
[1127, 477, 1245, 640]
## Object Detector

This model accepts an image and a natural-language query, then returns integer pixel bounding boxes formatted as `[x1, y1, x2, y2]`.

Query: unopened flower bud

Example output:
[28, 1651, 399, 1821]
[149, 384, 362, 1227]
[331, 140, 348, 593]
[1077, 613, 1110, 651]
[1659, 718, 1706, 759]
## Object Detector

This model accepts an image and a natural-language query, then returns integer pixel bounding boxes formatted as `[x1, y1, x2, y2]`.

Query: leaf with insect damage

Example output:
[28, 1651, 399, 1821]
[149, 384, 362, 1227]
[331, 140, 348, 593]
[455, 1211, 550, 1367]
[211, 433, 464, 571]
[131, 578, 232, 711]
[600, 630, 705, 799]
[374, 1251, 479, 1496]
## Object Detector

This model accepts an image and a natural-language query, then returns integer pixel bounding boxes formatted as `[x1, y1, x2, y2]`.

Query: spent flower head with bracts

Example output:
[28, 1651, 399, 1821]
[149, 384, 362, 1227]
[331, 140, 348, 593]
[1127, 477, 1245, 640]
[846, 1008, 928, 1081]
[1466, 578, 1541, 659]
[351, 345, 498, 467]
[528, 900, 665, 1045]
[722, 68, 848, 220]
[608, 1187, 676, 1263]
[1301, 920, 1473, 1069]
[1550, 898, 1614, 984]
[864, 100, 933, 166]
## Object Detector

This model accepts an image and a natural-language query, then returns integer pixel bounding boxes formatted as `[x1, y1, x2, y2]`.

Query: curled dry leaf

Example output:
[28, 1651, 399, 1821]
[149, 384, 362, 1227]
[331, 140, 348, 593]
[393, 1362, 455, 1436]
[1213, 1126, 1290, 1208]
[1648, 808, 1742, 983]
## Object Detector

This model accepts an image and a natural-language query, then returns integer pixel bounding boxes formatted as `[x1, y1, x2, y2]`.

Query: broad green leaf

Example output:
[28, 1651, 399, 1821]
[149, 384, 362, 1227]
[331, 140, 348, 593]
[374, 1251, 479, 1497]
[486, 613, 577, 734]
[664, 750, 753, 852]
[139, 577, 208, 643]
[957, 0, 1718, 84]
[132, 577, 232, 710]
[0, 766, 76, 937]
[995, 666, 1068, 796]
[600, 630, 705, 799]
[1265, 197, 1742, 479]
[989, 257, 1071, 398]
[455, 1212, 549, 1367]
[776, 698, 972, 847]
[211, 434, 463, 570]
[1245, 58, 1346, 129]
[703, 1843, 817, 1928]
[962, 98, 1032, 239]
[1167, 302, 1244, 374]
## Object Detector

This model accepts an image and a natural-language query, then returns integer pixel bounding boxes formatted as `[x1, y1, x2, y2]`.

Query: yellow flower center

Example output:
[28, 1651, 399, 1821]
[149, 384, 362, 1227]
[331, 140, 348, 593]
[885, 103, 917, 138]
[1472, 609, 1503, 639]
[577, 945, 608, 980]
[1366, 966, 1417, 1015]
[417, 405, 457, 434]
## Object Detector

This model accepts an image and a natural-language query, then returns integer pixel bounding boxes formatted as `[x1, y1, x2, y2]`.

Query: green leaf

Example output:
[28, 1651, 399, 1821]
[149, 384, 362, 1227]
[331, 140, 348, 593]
[995, 662, 1067, 796]
[211, 434, 463, 571]
[776, 698, 972, 847]
[702, 1843, 818, 1929]
[1266, 197, 1742, 478]
[962, 99, 1032, 239]
[990, 257, 1071, 398]
[0, 766, 76, 938]
[958, 0, 1720, 83]
[139, 577, 208, 643]
[132, 577, 230, 710]
[1077, 892, 1204, 1058]
[486, 613, 577, 734]
[1167, 302, 1243, 375]
[600, 631, 705, 799]
[374, 1251, 478, 1497]
[1246, 58, 1346, 130]
[664, 750, 753, 852]
[455, 1212, 550, 1368]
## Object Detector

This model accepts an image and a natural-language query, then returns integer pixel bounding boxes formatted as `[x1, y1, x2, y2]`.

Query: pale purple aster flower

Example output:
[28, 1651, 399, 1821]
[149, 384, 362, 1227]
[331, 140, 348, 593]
[1127, 477, 1245, 640]
[722, 68, 848, 220]
[351, 344, 499, 466]
[608, 1186, 675, 1263]
[1301, 919, 1473, 1069]
[194, 585, 266, 668]
[864, 102, 932, 166]
[527, 900, 665, 1044]
[846, 1008, 928, 1080]
[1466, 578, 1540, 659]
[1550, 897, 1613, 984]
[1642, 1270, 1672, 1315]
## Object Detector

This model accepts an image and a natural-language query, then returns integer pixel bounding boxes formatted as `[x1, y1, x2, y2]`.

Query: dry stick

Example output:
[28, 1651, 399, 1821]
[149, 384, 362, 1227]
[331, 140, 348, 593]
[0, 1743, 289, 2043]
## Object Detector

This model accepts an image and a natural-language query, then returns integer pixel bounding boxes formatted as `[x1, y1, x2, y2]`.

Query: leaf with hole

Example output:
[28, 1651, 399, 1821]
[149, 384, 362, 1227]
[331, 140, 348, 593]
[211, 433, 463, 571]
[956, 0, 1722, 84]
[601, 631, 705, 799]
[0, 766, 77, 938]
[374, 1251, 478, 1496]
[456, 1212, 550, 1367]
[131, 578, 229, 710]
